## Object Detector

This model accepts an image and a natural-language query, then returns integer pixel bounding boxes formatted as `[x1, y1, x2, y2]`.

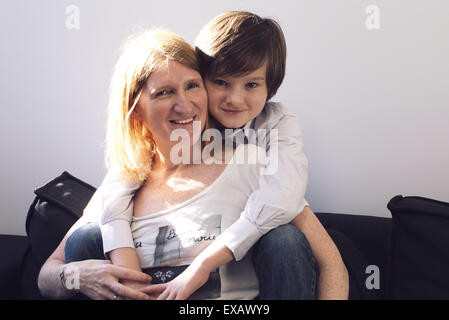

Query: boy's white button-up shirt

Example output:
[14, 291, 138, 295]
[83, 102, 309, 261]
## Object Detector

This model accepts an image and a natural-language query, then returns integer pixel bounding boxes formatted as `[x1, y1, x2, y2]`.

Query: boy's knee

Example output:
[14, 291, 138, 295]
[65, 223, 103, 262]
[67, 223, 102, 245]
[254, 224, 315, 268]
[253, 225, 316, 292]
[260, 224, 309, 251]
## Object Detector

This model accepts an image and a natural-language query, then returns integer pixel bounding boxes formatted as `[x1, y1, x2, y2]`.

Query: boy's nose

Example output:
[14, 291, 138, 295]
[226, 87, 245, 107]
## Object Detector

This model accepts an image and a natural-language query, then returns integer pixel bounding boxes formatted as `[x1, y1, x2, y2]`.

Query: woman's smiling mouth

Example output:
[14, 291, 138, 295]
[169, 115, 196, 125]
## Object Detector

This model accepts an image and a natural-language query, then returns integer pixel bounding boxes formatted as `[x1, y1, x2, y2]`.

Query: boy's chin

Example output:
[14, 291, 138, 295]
[217, 119, 248, 129]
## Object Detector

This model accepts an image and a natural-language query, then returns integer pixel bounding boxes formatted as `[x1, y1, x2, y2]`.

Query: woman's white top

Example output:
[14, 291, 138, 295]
[131, 144, 263, 299]
[83, 102, 309, 261]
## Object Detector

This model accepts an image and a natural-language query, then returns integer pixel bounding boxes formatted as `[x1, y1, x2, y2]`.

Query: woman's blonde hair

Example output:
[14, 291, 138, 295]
[105, 28, 200, 182]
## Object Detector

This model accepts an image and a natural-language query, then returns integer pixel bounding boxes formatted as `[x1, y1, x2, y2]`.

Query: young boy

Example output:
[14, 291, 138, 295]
[81, 11, 346, 300]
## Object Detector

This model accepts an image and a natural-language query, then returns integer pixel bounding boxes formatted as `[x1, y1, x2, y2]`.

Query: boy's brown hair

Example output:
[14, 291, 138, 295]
[195, 11, 287, 101]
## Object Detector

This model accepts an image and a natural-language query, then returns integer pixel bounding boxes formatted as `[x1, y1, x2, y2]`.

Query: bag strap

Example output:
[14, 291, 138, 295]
[32, 171, 97, 219]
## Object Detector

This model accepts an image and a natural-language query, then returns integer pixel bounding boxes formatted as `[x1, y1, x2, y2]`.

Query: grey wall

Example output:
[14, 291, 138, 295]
[1, 0, 448, 235]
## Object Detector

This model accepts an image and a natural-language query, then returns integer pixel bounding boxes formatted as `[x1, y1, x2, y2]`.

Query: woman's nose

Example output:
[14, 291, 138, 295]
[173, 93, 193, 114]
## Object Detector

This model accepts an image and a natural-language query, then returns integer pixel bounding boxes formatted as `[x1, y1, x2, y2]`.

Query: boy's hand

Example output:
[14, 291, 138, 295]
[140, 264, 210, 300]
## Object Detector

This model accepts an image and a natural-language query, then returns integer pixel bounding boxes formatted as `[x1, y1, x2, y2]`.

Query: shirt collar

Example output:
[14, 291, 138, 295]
[221, 119, 255, 140]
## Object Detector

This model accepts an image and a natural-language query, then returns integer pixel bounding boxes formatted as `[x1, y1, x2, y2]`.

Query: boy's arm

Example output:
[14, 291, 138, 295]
[109, 247, 145, 293]
[140, 239, 234, 300]
[158, 206, 348, 300]
[290, 207, 349, 299]
[84, 170, 142, 256]
[89, 171, 147, 292]
[109, 248, 142, 271]
[84, 171, 144, 273]
[218, 112, 309, 261]
[140, 112, 308, 299]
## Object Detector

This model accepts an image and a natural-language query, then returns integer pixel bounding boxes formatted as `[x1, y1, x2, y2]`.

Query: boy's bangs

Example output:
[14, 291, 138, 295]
[208, 45, 267, 78]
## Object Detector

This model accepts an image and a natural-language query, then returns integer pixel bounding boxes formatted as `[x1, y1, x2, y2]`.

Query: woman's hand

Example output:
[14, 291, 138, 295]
[66, 259, 153, 300]
[120, 279, 158, 299]
[140, 264, 211, 300]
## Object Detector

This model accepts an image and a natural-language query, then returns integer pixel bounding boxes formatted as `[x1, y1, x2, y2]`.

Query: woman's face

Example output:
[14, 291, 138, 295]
[135, 60, 208, 157]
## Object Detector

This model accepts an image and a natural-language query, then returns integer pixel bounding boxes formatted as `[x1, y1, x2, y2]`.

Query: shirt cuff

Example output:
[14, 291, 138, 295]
[304, 198, 310, 208]
[100, 219, 135, 256]
[216, 217, 263, 261]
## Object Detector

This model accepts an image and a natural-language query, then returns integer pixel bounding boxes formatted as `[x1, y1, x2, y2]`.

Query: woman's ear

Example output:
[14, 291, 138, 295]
[133, 106, 142, 121]
[130, 91, 143, 121]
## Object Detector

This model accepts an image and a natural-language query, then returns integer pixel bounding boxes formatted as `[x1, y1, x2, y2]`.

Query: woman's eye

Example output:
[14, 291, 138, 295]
[155, 89, 172, 97]
[213, 79, 228, 87]
[246, 82, 258, 89]
[186, 82, 200, 90]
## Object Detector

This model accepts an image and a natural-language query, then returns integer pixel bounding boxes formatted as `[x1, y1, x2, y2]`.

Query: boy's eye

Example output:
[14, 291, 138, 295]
[213, 79, 228, 87]
[246, 82, 259, 89]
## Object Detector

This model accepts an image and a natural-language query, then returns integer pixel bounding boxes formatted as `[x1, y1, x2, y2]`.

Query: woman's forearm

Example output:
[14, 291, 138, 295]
[38, 217, 88, 299]
[38, 258, 77, 300]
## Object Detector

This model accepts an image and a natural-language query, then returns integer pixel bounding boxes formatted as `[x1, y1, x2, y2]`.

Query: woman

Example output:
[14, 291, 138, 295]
[38, 27, 348, 300]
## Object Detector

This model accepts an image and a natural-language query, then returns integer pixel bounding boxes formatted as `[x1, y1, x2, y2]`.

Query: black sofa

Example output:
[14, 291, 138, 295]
[1, 171, 448, 300]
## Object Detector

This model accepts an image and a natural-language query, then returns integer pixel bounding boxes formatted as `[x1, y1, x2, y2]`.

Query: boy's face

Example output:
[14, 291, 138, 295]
[204, 62, 268, 128]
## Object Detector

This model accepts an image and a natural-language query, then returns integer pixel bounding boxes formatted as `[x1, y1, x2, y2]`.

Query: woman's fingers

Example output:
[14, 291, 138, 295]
[75, 260, 153, 300]
[108, 281, 152, 300]
[140, 283, 166, 294]
[93, 287, 119, 300]
[140, 283, 169, 300]
[90, 262, 152, 300]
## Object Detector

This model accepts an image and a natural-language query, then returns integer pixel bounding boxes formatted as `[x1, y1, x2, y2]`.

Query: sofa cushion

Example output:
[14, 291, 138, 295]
[387, 195, 449, 299]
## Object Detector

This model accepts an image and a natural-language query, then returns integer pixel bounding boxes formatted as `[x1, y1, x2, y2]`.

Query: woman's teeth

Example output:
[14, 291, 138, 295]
[171, 117, 194, 124]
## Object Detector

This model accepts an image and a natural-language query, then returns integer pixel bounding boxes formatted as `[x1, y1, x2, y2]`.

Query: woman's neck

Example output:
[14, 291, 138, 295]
[151, 145, 200, 173]
[151, 149, 179, 172]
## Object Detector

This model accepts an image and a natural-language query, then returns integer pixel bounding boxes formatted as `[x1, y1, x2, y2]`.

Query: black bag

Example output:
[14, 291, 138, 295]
[20, 171, 96, 299]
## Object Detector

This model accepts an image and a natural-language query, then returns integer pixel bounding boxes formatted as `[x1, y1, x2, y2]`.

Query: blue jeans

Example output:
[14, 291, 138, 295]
[65, 223, 316, 300]
[65, 223, 105, 262]
[252, 224, 316, 299]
